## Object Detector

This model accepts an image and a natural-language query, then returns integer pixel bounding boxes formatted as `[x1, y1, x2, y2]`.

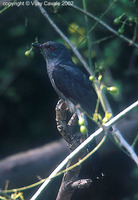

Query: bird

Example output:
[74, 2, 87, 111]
[32, 41, 103, 178]
[32, 41, 97, 117]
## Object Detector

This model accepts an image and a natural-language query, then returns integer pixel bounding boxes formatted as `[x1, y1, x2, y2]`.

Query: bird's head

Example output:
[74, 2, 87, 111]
[32, 41, 72, 64]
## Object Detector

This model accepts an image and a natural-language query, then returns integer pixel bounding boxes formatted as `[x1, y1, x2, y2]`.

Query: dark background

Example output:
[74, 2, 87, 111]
[0, 0, 138, 199]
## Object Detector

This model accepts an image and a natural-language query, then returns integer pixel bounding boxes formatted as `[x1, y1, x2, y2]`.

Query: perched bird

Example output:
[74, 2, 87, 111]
[32, 41, 97, 117]
[32, 41, 103, 178]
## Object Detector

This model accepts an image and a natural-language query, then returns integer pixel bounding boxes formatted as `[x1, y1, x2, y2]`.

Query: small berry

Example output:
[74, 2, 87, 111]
[89, 76, 95, 82]
[107, 87, 118, 95]
[114, 18, 121, 25]
[80, 126, 88, 135]
[128, 16, 134, 23]
[118, 27, 124, 35]
[102, 112, 112, 124]
[25, 50, 30, 56]
[99, 64, 104, 72]
[25, 49, 34, 58]
[78, 116, 85, 126]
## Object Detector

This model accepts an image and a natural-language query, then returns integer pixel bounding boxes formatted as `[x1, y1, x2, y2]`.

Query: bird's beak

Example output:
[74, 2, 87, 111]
[32, 43, 42, 49]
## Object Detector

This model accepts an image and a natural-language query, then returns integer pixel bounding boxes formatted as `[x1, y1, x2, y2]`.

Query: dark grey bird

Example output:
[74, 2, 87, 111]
[32, 41, 97, 117]
[32, 41, 103, 179]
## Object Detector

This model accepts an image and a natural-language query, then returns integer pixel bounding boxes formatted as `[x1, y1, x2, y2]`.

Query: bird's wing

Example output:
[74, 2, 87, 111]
[52, 64, 97, 115]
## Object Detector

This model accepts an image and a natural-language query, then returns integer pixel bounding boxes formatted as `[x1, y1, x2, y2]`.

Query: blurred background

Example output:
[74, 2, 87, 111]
[0, 0, 138, 199]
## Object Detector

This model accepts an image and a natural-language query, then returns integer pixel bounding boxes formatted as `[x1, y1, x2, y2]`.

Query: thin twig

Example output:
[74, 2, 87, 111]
[71, 4, 138, 48]
[82, 0, 93, 69]
[30, 101, 138, 200]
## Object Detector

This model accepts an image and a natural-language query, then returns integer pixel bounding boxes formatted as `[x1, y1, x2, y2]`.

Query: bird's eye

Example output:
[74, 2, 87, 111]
[49, 45, 54, 51]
